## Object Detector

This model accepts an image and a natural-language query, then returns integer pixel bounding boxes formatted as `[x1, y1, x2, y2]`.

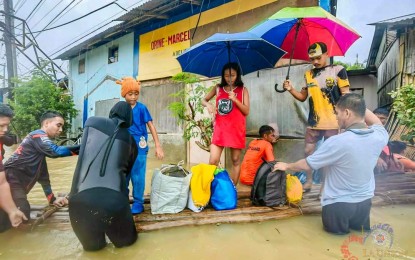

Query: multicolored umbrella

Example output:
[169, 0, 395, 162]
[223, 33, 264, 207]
[250, 6, 360, 92]
[176, 32, 286, 78]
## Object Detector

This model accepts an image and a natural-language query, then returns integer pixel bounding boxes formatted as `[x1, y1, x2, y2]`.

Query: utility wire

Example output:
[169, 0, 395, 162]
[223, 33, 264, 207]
[48, 0, 84, 27]
[15, 0, 28, 14]
[17, 0, 143, 74]
[34, 0, 76, 38]
[49, 0, 146, 57]
[50, 20, 114, 57]
[13, 0, 23, 10]
[26, 0, 46, 22]
[31, 0, 65, 29]
[31, 1, 123, 34]
[26, 0, 45, 21]
[191, 0, 205, 40]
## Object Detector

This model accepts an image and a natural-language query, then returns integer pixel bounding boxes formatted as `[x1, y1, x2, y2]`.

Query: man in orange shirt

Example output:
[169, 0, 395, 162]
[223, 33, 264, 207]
[239, 125, 278, 185]
[389, 141, 415, 172]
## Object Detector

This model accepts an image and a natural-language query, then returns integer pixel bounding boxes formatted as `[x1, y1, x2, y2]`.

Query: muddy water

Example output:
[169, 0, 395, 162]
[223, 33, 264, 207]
[1, 150, 414, 259]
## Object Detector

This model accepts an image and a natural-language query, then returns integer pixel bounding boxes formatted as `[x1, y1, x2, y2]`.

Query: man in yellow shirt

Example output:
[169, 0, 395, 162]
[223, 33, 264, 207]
[283, 42, 350, 192]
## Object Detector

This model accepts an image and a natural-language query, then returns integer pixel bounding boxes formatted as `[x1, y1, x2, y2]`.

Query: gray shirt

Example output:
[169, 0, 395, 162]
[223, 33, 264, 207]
[306, 124, 388, 206]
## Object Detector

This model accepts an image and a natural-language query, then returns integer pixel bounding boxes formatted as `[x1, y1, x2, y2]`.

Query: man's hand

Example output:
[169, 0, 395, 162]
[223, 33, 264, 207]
[155, 146, 164, 160]
[273, 162, 288, 172]
[283, 80, 293, 91]
[376, 158, 387, 172]
[8, 209, 28, 227]
[66, 145, 81, 155]
[52, 197, 68, 207]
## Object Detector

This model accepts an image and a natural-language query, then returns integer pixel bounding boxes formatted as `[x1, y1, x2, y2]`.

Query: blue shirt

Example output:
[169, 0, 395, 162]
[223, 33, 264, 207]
[306, 124, 388, 206]
[128, 102, 152, 154]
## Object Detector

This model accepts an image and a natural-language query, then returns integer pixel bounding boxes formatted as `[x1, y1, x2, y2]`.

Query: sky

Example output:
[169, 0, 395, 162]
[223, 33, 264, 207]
[336, 0, 415, 64]
[2, 0, 415, 77]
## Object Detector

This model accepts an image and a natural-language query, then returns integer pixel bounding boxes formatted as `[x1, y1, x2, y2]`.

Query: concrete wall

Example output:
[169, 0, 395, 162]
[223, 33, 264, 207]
[68, 33, 135, 131]
[348, 73, 378, 111]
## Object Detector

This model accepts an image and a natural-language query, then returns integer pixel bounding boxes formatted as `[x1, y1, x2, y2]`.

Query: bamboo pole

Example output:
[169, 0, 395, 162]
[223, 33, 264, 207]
[31, 206, 59, 231]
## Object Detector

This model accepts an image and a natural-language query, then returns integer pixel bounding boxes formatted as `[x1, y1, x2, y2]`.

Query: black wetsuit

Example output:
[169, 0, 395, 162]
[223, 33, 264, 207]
[69, 102, 137, 251]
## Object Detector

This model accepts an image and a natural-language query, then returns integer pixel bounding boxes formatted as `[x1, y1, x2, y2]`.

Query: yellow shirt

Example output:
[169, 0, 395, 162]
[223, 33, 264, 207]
[305, 65, 349, 129]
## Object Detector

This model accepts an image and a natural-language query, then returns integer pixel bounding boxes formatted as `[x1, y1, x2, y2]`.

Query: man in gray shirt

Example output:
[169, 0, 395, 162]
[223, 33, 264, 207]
[274, 93, 388, 234]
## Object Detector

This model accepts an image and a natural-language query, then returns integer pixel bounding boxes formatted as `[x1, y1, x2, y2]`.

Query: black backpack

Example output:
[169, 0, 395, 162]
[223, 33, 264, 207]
[250, 161, 286, 207]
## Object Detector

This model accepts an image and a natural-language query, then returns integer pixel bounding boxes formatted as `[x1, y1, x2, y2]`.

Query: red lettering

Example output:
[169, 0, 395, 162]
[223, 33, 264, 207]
[167, 31, 191, 45]
[150, 38, 165, 50]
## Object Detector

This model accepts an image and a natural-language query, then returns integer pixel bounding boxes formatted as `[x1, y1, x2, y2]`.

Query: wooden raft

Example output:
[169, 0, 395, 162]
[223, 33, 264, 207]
[29, 172, 415, 232]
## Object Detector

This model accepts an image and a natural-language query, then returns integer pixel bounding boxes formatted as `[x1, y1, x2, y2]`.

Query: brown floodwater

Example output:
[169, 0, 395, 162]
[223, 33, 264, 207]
[0, 149, 414, 259]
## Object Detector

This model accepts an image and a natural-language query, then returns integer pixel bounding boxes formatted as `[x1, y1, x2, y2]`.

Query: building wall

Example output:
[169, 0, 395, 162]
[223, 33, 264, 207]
[377, 40, 400, 107]
[348, 73, 378, 111]
[402, 28, 415, 86]
[68, 33, 135, 131]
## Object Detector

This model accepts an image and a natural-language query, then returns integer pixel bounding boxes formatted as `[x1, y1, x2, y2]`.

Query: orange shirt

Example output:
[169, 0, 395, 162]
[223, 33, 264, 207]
[240, 139, 274, 185]
[394, 154, 415, 172]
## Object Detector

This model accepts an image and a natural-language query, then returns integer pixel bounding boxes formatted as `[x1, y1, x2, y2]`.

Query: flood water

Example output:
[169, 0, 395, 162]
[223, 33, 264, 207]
[0, 148, 414, 259]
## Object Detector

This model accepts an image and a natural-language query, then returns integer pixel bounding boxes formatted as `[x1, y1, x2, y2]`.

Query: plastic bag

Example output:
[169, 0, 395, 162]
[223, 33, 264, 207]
[286, 174, 303, 204]
[151, 161, 191, 214]
[210, 169, 237, 210]
[189, 163, 216, 209]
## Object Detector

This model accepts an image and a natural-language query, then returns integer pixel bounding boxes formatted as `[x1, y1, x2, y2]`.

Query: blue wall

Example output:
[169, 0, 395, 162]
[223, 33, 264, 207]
[69, 33, 135, 129]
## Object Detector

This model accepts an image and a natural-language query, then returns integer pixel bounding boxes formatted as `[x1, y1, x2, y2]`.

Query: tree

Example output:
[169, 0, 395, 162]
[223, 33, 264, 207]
[168, 73, 215, 152]
[390, 84, 415, 144]
[333, 60, 365, 70]
[9, 69, 78, 139]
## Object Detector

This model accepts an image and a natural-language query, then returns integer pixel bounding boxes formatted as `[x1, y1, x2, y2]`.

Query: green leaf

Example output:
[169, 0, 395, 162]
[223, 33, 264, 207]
[10, 65, 78, 139]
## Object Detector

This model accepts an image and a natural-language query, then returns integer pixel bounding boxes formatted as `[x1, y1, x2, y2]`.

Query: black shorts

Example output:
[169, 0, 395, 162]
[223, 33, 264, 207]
[0, 186, 30, 233]
[69, 188, 137, 251]
[322, 198, 372, 235]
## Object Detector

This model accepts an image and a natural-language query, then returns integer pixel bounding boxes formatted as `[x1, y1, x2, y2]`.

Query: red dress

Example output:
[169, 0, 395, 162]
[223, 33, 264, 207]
[211, 86, 246, 149]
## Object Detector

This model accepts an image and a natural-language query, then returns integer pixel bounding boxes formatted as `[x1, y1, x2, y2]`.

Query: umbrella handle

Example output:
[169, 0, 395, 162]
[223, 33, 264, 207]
[274, 75, 289, 93]
[274, 83, 286, 93]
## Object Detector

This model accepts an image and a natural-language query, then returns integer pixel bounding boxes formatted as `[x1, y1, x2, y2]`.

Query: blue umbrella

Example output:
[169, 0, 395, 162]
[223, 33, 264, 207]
[176, 32, 286, 78]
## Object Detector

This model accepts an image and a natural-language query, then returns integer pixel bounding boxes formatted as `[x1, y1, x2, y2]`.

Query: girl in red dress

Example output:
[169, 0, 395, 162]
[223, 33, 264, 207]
[202, 63, 250, 184]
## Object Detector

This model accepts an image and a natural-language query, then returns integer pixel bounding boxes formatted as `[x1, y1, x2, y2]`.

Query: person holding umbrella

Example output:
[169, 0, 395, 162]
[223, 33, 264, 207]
[283, 42, 350, 192]
[202, 62, 250, 185]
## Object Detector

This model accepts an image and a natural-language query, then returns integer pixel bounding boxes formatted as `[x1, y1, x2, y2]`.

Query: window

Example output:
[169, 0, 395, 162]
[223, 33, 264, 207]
[108, 46, 119, 64]
[78, 58, 85, 74]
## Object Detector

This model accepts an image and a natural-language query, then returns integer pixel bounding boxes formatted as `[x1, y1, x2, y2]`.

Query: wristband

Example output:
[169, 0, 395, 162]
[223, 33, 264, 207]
[47, 193, 56, 204]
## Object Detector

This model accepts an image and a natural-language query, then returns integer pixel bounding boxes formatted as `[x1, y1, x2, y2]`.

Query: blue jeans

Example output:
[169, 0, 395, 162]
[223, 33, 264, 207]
[126, 154, 147, 205]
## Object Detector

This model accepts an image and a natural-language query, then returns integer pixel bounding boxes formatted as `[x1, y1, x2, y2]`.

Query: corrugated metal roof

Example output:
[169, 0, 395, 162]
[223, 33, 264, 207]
[56, 0, 218, 60]
[367, 13, 415, 69]
[368, 13, 415, 25]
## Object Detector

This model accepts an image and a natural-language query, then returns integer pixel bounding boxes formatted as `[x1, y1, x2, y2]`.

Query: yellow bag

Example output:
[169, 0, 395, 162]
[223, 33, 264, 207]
[190, 164, 216, 208]
[286, 174, 303, 204]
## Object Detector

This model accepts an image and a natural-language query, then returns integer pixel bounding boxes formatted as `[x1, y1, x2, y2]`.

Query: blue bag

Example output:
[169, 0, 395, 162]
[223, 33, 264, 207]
[210, 169, 237, 210]
[292, 171, 307, 185]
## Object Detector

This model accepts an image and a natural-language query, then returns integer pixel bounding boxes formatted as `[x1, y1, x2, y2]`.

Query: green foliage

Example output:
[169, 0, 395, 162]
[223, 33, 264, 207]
[333, 61, 365, 71]
[9, 71, 78, 139]
[168, 73, 215, 152]
[390, 84, 415, 143]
